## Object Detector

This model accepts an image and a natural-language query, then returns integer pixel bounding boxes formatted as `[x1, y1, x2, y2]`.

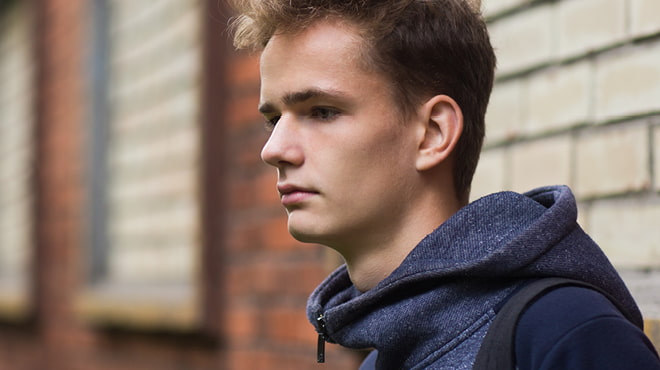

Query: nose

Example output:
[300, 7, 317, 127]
[260, 116, 304, 168]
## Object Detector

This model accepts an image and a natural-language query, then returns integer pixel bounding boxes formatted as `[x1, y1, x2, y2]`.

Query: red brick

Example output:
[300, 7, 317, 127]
[261, 216, 303, 252]
[232, 130, 269, 169]
[227, 221, 262, 251]
[227, 92, 262, 129]
[228, 178, 258, 209]
[255, 171, 281, 206]
[0, 1, 360, 369]
[224, 306, 261, 344]
[228, 53, 261, 86]
[264, 306, 317, 345]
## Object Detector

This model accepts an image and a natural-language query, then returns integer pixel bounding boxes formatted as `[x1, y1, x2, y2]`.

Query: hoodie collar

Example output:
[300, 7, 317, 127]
[307, 186, 642, 366]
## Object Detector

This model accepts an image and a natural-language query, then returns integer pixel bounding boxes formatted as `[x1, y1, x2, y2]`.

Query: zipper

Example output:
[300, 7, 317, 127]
[316, 313, 328, 363]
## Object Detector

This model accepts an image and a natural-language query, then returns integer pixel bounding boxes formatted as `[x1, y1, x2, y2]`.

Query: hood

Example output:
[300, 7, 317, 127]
[307, 186, 642, 367]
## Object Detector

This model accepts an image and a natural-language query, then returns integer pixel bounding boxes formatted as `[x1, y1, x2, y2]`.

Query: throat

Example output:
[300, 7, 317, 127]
[344, 246, 412, 292]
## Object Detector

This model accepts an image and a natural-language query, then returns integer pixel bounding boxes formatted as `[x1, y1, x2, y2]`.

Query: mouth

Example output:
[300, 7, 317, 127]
[277, 184, 319, 206]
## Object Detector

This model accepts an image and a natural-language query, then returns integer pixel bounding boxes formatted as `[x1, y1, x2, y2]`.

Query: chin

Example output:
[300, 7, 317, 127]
[288, 227, 321, 244]
[287, 221, 335, 246]
[287, 212, 349, 247]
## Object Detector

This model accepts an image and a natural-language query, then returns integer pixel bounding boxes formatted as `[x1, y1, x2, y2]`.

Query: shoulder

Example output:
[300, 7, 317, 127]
[516, 286, 660, 370]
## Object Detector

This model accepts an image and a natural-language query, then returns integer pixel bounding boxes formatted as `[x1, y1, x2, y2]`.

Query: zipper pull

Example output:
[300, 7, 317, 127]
[317, 333, 326, 363]
[317, 314, 327, 363]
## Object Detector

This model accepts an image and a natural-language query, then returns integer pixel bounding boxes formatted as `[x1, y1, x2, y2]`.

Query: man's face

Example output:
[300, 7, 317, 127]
[259, 21, 423, 253]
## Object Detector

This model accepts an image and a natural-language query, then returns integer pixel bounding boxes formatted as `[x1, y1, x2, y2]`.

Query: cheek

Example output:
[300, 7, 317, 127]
[366, 124, 416, 166]
[314, 111, 416, 185]
[341, 129, 417, 189]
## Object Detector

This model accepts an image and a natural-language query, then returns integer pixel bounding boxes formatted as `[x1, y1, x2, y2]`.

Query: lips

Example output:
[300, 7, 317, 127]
[277, 184, 318, 206]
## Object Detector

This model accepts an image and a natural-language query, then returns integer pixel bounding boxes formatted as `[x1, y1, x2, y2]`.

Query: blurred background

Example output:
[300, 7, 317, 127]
[0, 0, 658, 369]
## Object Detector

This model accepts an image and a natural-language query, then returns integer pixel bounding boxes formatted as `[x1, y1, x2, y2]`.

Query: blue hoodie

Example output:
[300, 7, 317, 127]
[307, 186, 644, 369]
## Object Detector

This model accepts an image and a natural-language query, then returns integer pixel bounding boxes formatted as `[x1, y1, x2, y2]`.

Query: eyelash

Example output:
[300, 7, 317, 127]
[264, 116, 280, 131]
[262, 107, 340, 131]
[310, 107, 340, 121]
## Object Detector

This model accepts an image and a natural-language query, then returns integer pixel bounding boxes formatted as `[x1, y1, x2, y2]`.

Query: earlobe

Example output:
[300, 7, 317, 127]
[415, 95, 463, 171]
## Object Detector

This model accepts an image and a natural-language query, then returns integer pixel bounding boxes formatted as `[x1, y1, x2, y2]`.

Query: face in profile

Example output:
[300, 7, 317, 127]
[259, 20, 424, 254]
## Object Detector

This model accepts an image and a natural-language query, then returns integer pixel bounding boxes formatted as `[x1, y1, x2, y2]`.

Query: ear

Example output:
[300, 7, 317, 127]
[415, 95, 464, 171]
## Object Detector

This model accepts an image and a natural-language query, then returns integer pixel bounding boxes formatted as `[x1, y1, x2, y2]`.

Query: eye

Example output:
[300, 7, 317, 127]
[310, 107, 340, 121]
[263, 115, 280, 131]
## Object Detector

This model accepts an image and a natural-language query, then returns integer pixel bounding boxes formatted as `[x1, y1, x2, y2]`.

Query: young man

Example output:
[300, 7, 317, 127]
[231, 0, 660, 368]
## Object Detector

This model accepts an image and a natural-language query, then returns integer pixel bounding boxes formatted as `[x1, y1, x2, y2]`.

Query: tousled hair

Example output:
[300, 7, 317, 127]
[230, 0, 495, 203]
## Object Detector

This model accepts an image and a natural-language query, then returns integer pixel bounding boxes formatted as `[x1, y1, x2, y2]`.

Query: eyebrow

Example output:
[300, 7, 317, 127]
[258, 88, 351, 114]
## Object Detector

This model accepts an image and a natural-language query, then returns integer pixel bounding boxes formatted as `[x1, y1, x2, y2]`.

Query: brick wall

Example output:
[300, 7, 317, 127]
[2, 0, 658, 369]
[104, 0, 203, 285]
[0, 0, 362, 369]
[222, 50, 362, 369]
[472, 0, 660, 330]
[0, 0, 34, 317]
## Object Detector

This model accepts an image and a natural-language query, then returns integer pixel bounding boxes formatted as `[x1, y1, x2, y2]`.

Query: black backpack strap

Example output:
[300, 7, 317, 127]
[472, 277, 624, 370]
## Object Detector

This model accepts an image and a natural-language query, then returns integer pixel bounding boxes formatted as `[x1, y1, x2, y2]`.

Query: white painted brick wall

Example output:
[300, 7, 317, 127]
[0, 3, 33, 283]
[510, 135, 572, 193]
[106, 0, 202, 285]
[630, 0, 660, 38]
[654, 125, 660, 192]
[485, 79, 524, 144]
[588, 199, 660, 268]
[477, 0, 660, 317]
[594, 42, 660, 122]
[482, 0, 529, 18]
[525, 61, 592, 135]
[618, 269, 660, 320]
[575, 123, 649, 198]
[557, 0, 627, 59]
[471, 147, 507, 200]
[489, 3, 556, 76]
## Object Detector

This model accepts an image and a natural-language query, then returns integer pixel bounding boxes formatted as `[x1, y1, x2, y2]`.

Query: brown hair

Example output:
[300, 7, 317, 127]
[231, 0, 495, 203]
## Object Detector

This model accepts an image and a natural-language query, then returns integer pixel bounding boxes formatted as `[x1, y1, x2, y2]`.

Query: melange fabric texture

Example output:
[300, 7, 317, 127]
[307, 185, 645, 369]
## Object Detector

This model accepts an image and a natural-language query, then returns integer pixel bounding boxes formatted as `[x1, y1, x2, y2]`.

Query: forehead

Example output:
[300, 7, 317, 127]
[263, 19, 365, 60]
[258, 20, 396, 113]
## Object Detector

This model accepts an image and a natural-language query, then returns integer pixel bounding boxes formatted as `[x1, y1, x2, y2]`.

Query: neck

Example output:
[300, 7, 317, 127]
[345, 243, 413, 292]
[339, 192, 464, 292]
